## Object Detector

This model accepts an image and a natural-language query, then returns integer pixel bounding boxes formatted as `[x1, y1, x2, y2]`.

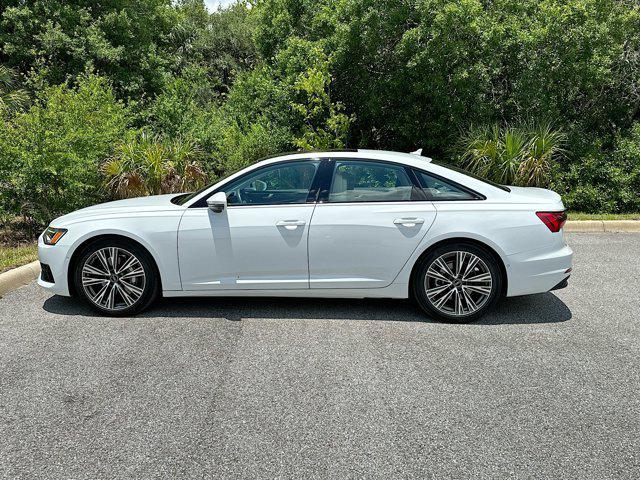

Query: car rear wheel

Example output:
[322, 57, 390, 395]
[74, 238, 159, 316]
[413, 242, 503, 323]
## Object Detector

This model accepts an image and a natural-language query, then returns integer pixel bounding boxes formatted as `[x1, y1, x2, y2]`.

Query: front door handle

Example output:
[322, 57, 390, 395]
[276, 220, 306, 230]
[393, 217, 425, 227]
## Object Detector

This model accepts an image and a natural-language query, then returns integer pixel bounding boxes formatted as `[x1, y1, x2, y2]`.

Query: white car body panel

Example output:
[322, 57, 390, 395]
[38, 149, 573, 302]
[308, 202, 436, 288]
[38, 194, 184, 295]
[178, 204, 315, 290]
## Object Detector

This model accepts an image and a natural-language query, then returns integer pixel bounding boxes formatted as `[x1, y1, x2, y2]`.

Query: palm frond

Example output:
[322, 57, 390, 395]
[102, 132, 208, 199]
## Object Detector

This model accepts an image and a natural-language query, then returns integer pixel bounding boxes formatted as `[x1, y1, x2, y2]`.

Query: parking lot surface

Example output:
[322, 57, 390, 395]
[1, 233, 639, 479]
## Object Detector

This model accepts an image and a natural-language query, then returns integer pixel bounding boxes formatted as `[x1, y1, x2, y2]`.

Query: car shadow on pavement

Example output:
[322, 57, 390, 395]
[42, 292, 571, 325]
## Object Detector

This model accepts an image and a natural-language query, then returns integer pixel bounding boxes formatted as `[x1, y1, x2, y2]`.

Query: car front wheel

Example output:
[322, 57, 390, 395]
[74, 239, 159, 316]
[413, 242, 503, 323]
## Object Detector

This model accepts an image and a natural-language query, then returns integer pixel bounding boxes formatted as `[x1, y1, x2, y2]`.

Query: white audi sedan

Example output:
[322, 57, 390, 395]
[38, 149, 572, 322]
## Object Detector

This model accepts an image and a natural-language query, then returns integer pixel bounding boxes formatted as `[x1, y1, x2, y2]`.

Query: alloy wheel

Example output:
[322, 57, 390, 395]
[424, 250, 493, 317]
[81, 247, 146, 311]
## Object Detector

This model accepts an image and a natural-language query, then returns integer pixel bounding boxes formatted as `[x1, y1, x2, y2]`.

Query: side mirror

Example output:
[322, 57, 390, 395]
[207, 192, 227, 213]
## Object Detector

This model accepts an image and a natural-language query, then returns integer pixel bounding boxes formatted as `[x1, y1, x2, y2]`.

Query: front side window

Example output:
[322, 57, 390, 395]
[221, 160, 320, 206]
[328, 160, 422, 203]
[414, 170, 479, 200]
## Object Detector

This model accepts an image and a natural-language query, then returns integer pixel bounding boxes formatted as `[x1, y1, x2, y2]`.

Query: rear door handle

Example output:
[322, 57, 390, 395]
[393, 217, 425, 227]
[276, 220, 306, 230]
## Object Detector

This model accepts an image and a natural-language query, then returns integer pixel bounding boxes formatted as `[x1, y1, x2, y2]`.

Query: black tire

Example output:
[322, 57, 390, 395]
[73, 238, 160, 316]
[412, 242, 503, 323]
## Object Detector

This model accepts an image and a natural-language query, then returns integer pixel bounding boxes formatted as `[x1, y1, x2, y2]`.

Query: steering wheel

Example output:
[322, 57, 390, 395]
[234, 187, 243, 204]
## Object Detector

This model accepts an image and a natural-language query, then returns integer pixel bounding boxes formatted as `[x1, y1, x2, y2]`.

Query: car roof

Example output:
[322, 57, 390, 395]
[255, 149, 432, 166]
[183, 149, 507, 207]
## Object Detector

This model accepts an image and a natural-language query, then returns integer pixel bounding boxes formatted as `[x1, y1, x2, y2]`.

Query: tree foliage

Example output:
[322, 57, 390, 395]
[1, 0, 640, 225]
[0, 75, 130, 226]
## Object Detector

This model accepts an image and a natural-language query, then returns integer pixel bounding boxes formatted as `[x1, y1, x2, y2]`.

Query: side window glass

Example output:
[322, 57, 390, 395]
[415, 171, 478, 200]
[222, 161, 320, 206]
[328, 161, 421, 203]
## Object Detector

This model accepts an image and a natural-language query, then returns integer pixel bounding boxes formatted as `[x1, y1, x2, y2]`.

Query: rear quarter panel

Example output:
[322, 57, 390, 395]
[392, 200, 565, 288]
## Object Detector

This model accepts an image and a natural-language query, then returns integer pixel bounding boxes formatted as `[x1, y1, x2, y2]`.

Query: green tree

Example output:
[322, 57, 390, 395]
[0, 0, 258, 101]
[0, 75, 131, 227]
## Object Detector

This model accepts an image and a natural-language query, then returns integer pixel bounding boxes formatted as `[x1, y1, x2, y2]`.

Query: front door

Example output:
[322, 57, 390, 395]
[308, 159, 436, 289]
[178, 160, 320, 290]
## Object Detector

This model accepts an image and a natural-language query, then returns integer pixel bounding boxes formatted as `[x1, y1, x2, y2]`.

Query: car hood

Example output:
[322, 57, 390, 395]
[51, 194, 185, 226]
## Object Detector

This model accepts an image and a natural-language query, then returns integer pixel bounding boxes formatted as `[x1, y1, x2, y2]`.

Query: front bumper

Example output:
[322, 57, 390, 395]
[37, 235, 72, 296]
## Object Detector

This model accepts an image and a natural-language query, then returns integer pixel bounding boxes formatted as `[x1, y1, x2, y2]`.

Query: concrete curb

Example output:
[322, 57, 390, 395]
[0, 261, 41, 298]
[565, 220, 640, 233]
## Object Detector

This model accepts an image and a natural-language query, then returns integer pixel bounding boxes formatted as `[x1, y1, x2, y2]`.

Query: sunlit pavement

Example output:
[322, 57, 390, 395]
[1, 233, 638, 479]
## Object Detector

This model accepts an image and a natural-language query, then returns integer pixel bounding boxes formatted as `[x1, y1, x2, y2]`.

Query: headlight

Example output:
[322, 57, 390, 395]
[42, 227, 68, 245]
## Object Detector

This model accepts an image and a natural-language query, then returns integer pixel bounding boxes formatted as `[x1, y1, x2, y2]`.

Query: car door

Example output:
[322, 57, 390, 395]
[308, 158, 437, 289]
[178, 160, 320, 291]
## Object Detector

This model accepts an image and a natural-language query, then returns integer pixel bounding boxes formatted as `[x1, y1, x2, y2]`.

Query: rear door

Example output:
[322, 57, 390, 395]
[308, 159, 437, 289]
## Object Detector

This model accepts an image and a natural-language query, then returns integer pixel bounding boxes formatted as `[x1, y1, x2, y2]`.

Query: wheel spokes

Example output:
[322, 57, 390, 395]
[96, 250, 111, 273]
[433, 257, 456, 280]
[462, 256, 480, 279]
[81, 247, 146, 311]
[424, 250, 493, 317]
[115, 284, 135, 306]
[120, 267, 144, 280]
[464, 272, 492, 283]
[82, 277, 109, 287]
[426, 283, 451, 299]
[116, 254, 137, 275]
[83, 264, 109, 277]
[455, 251, 466, 277]
[464, 284, 492, 295]
[433, 287, 456, 310]
[119, 278, 143, 297]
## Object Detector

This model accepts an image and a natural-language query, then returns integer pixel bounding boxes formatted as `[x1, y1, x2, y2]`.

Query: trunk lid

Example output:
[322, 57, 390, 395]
[505, 186, 562, 204]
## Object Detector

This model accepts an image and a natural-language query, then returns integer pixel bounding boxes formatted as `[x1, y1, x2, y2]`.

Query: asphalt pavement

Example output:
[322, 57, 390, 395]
[1, 233, 639, 479]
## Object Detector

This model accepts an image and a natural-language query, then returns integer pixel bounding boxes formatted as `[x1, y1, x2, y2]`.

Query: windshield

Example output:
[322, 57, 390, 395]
[170, 171, 237, 206]
[433, 162, 511, 192]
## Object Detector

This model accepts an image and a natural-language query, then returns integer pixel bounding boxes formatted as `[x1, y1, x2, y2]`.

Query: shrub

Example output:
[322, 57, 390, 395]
[559, 155, 628, 213]
[103, 133, 208, 199]
[0, 66, 28, 116]
[456, 123, 566, 187]
[560, 124, 640, 213]
[0, 75, 130, 228]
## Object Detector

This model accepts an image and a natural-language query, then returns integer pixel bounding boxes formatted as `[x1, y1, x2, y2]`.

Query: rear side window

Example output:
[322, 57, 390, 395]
[328, 160, 423, 203]
[414, 170, 480, 201]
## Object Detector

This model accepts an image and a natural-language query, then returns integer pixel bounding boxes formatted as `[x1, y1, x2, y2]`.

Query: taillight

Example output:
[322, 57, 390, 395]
[536, 211, 567, 233]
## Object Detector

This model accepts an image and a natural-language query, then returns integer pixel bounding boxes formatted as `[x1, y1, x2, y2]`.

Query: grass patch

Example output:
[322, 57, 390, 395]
[0, 244, 38, 274]
[568, 212, 640, 221]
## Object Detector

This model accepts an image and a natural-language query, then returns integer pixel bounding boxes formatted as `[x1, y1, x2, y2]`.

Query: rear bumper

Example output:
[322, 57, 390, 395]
[505, 242, 573, 297]
[550, 276, 570, 291]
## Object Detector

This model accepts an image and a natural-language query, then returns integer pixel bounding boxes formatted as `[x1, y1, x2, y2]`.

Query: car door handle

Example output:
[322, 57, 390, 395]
[393, 217, 425, 227]
[276, 220, 306, 230]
